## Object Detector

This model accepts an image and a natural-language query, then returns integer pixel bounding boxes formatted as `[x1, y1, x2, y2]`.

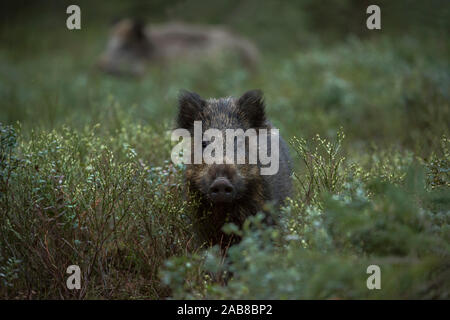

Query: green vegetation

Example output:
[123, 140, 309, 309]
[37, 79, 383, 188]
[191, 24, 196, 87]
[1, 0, 449, 299]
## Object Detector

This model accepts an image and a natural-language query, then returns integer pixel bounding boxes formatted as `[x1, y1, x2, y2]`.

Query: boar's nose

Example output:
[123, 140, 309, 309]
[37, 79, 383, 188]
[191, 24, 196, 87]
[208, 177, 235, 203]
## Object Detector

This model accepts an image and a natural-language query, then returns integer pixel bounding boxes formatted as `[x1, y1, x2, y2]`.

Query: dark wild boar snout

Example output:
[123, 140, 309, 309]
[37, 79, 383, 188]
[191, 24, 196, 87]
[208, 177, 235, 203]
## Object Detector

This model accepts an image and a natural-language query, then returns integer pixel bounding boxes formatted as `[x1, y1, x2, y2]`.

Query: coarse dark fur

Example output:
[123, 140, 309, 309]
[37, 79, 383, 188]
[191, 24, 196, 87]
[176, 90, 292, 248]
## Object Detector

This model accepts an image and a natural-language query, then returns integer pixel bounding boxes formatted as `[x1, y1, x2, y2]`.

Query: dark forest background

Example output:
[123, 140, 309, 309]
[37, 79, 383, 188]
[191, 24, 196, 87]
[0, 0, 449, 299]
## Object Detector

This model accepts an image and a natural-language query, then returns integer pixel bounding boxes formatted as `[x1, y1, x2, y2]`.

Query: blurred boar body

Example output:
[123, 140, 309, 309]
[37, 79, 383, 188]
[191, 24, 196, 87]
[98, 19, 260, 76]
[176, 90, 292, 248]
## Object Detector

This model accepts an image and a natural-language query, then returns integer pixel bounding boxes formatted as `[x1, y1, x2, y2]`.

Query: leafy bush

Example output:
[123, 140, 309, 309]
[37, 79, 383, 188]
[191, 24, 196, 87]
[161, 132, 450, 299]
[0, 121, 199, 299]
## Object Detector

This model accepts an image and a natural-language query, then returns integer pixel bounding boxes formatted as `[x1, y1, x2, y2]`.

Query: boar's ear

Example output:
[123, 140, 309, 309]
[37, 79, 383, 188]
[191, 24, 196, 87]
[177, 90, 206, 129]
[110, 17, 122, 26]
[131, 19, 146, 40]
[237, 89, 266, 127]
